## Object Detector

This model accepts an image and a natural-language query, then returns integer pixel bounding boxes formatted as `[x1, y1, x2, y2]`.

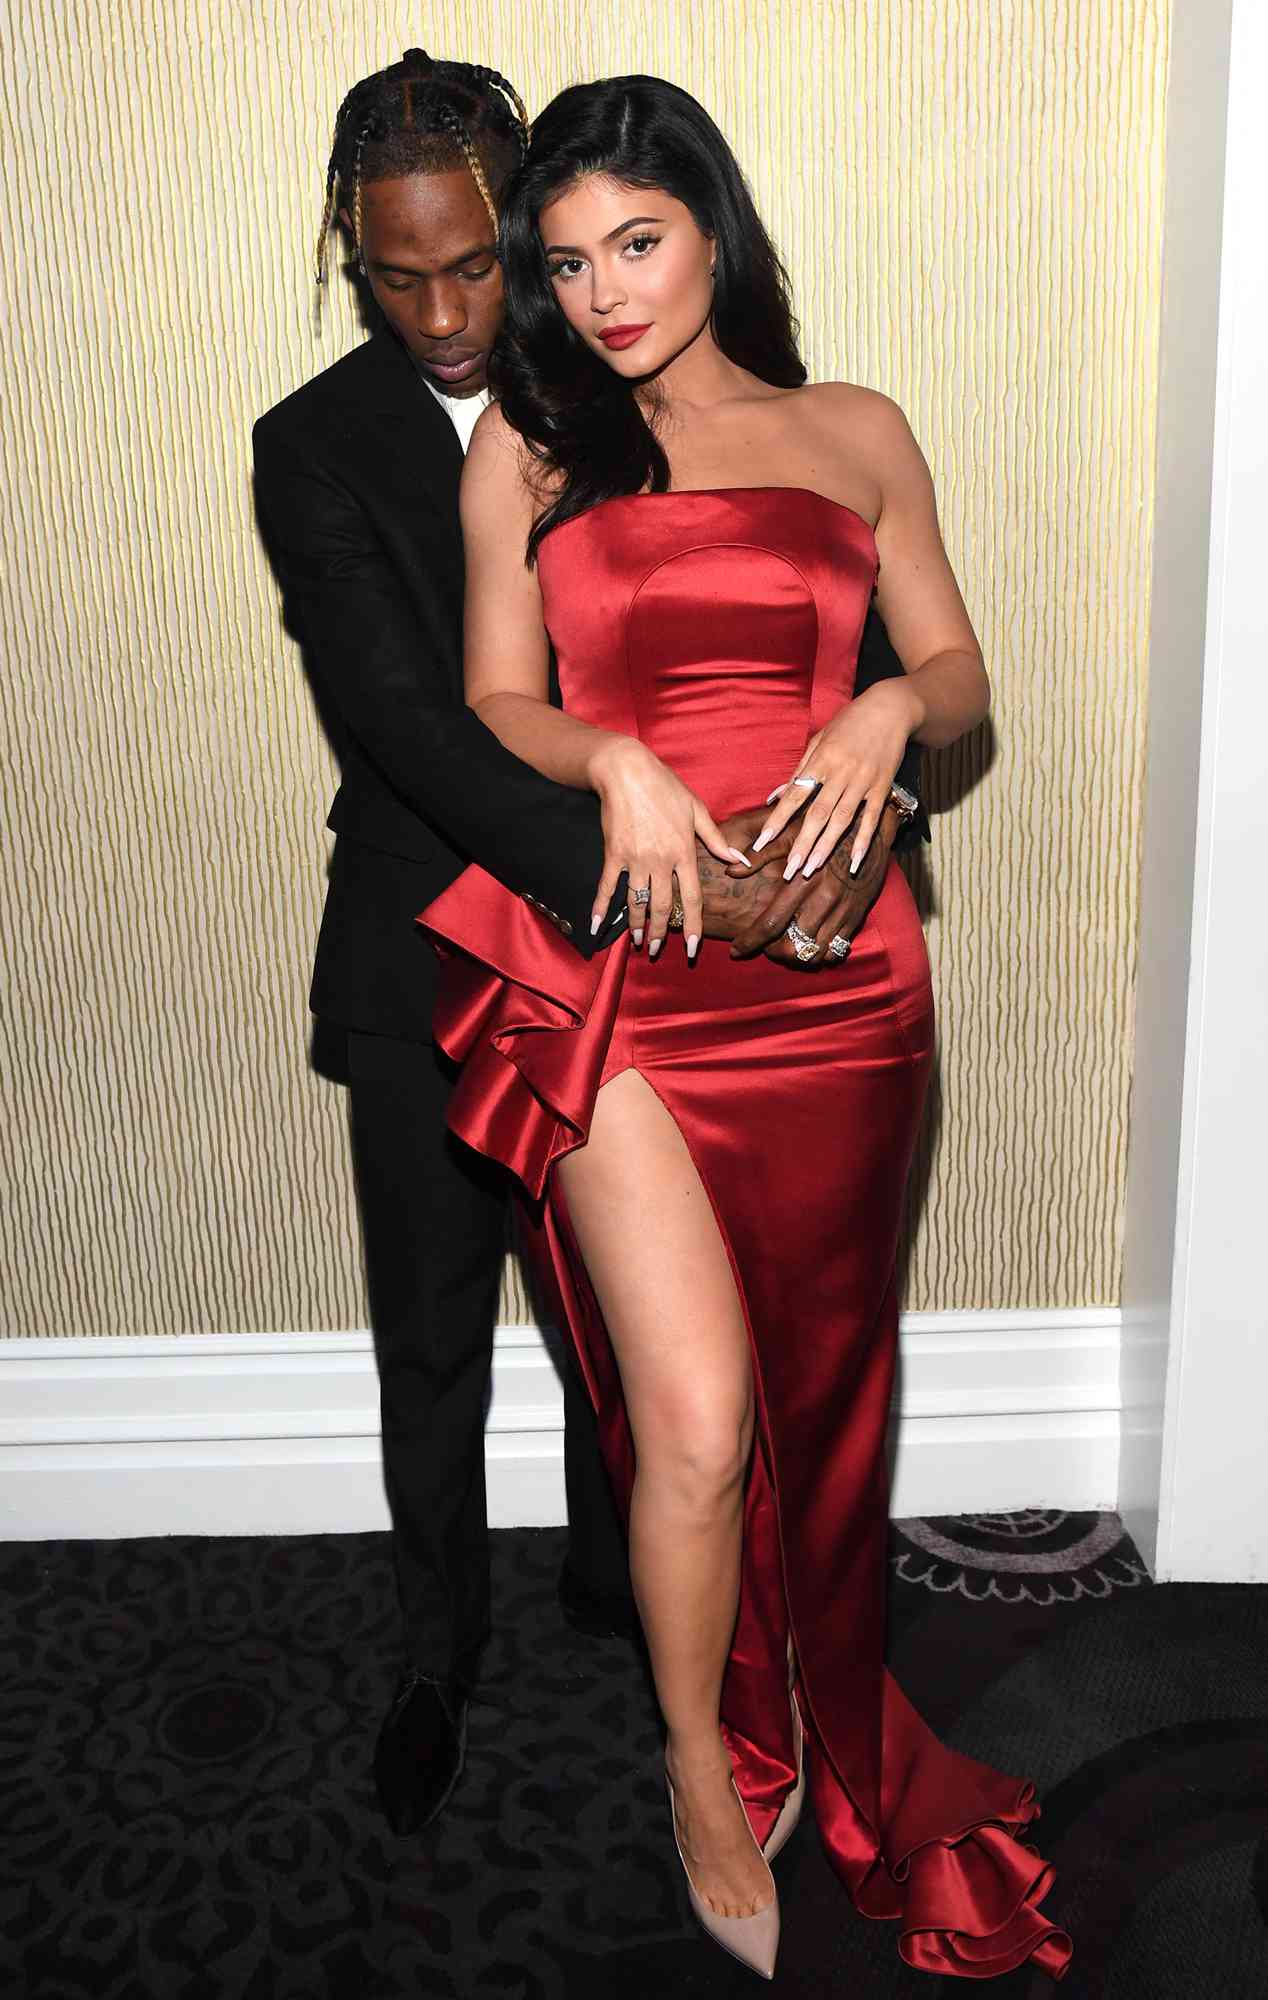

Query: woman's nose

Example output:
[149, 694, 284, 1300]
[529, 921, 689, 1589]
[590, 269, 627, 316]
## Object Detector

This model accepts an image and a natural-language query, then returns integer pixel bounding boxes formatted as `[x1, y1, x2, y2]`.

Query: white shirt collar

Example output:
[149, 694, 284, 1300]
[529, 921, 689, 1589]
[420, 375, 491, 455]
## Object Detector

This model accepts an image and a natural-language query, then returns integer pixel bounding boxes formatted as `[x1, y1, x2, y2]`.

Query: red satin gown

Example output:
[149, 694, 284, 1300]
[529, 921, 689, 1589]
[420, 487, 1071, 1982]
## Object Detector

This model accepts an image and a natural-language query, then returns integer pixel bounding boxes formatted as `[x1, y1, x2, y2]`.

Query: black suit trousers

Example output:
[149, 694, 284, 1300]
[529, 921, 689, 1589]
[346, 1029, 627, 1681]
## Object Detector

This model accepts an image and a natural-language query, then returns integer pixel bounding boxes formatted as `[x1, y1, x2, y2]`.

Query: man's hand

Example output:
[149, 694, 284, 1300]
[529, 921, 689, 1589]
[692, 802, 896, 966]
[725, 799, 901, 966]
[693, 805, 801, 943]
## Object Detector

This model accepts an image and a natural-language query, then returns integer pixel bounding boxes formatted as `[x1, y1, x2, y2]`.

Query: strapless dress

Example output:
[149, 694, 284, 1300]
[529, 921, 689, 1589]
[421, 488, 1070, 1981]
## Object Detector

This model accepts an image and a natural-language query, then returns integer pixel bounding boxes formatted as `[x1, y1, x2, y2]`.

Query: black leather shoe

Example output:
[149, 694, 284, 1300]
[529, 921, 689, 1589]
[374, 1671, 468, 1836]
[556, 1558, 641, 1641]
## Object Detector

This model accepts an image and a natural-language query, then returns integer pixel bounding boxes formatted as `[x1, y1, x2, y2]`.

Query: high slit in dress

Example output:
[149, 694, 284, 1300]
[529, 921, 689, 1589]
[419, 487, 1071, 1982]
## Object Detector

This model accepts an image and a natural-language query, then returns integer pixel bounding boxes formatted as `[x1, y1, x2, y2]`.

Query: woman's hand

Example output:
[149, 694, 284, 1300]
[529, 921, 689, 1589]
[587, 737, 747, 956]
[751, 678, 923, 881]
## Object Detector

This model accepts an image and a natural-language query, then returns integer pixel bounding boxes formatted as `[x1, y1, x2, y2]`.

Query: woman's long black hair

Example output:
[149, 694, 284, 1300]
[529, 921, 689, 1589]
[491, 76, 807, 562]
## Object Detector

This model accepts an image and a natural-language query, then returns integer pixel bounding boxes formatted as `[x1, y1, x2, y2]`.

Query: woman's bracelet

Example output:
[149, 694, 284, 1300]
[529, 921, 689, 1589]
[887, 782, 919, 826]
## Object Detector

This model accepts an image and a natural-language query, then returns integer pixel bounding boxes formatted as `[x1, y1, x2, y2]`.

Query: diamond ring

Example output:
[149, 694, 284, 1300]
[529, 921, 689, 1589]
[785, 920, 820, 963]
[828, 933, 852, 960]
[791, 774, 819, 791]
[631, 885, 651, 906]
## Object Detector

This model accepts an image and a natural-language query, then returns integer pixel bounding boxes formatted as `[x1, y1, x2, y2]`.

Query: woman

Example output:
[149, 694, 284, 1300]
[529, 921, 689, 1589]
[421, 76, 1070, 1983]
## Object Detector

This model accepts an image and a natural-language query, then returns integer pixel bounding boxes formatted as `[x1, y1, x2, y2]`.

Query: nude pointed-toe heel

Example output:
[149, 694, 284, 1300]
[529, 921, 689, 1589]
[762, 1689, 806, 1864]
[666, 1769, 780, 1980]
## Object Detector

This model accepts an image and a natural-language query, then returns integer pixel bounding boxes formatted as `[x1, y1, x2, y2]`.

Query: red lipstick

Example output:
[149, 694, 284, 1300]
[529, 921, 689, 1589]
[597, 324, 651, 350]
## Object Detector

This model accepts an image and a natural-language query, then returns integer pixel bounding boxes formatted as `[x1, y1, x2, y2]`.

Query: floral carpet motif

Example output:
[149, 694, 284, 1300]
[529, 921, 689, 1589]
[2, 1517, 1265, 1998]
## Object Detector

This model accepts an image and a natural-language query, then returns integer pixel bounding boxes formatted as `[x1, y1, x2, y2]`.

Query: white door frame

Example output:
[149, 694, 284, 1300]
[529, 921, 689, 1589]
[1121, 0, 1268, 1581]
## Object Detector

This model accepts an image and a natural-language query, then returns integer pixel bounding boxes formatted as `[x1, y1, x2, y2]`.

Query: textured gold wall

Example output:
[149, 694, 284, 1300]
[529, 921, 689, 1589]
[0, 1, 1167, 1337]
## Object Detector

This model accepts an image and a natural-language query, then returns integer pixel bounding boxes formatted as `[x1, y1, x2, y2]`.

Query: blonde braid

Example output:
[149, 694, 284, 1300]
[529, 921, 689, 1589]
[468, 64, 528, 137]
[314, 166, 338, 288]
[351, 127, 370, 273]
[433, 102, 499, 233]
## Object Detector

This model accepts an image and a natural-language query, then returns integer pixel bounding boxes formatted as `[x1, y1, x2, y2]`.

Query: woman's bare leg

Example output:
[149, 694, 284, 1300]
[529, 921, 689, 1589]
[557, 1068, 769, 1917]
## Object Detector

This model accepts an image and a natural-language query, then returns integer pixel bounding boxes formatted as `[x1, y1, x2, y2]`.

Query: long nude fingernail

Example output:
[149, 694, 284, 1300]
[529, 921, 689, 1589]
[590, 914, 602, 935]
[728, 847, 750, 865]
[849, 853, 862, 877]
[752, 830, 773, 853]
[686, 933, 700, 960]
[649, 937, 662, 958]
[633, 926, 643, 946]
[783, 854, 802, 881]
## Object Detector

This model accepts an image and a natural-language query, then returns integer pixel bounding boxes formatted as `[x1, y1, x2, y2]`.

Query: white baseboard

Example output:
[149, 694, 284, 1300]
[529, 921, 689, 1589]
[0, 1310, 1121, 1540]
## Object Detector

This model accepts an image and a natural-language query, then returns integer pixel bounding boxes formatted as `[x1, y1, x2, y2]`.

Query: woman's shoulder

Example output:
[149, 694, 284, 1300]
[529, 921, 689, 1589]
[462, 401, 541, 507]
[467, 397, 524, 466]
[791, 380, 914, 442]
[788, 383, 928, 493]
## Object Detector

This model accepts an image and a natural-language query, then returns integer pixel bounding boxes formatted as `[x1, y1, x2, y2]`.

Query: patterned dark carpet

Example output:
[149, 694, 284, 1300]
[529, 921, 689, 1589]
[3, 1515, 1266, 1999]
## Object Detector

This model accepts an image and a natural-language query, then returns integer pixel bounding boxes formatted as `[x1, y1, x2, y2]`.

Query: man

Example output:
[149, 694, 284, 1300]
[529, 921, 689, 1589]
[253, 48, 925, 1839]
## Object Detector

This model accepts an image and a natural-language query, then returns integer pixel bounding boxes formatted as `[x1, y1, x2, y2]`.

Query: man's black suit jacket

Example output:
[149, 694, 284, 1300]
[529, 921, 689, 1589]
[253, 328, 925, 1045]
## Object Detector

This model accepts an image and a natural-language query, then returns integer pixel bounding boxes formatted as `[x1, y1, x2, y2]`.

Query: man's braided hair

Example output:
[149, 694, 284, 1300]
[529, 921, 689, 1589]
[315, 48, 528, 285]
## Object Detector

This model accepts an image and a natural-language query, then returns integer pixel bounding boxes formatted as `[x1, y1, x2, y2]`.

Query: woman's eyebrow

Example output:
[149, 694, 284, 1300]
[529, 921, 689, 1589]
[543, 214, 666, 254]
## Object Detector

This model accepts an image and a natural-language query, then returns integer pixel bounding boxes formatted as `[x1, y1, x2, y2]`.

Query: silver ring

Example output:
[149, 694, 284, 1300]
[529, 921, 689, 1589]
[791, 774, 819, 791]
[631, 885, 651, 906]
[828, 933, 852, 960]
[785, 920, 820, 963]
